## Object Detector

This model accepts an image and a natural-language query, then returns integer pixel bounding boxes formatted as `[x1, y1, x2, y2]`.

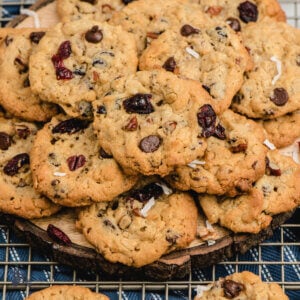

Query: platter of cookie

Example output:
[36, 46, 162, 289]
[0, 0, 299, 282]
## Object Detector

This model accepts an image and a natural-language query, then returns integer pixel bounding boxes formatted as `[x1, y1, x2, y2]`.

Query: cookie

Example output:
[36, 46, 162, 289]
[0, 28, 58, 122]
[30, 115, 138, 207]
[26, 285, 109, 300]
[166, 110, 267, 196]
[92, 70, 220, 176]
[198, 150, 300, 233]
[0, 118, 60, 219]
[194, 271, 288, 300]
[76, 178, 197, 267]
[29, 20, 138, 117]
[139, 21, 252, 113]
[110, 0, 215, 55]
[56, 0, 126, 22]
[231, 18, 300, 119]
[189, 0, 286, 31]
[262, 110, 300, 148]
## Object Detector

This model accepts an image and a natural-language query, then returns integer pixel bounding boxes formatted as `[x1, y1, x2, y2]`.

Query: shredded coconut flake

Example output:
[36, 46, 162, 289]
[195, 284, 213, 297]
[270, 56, 282, 85]
[140, 197, 155, 217]
[20, 9, 40, 28]
[188, 159, 206, 169]
[155, 182, 173, 195]
[185, 47, 200, 59]
[207, 240, 216, 246]
[53, 172, 66, 177]
[205, 220, 215, 232]
[264, 139, 276, 150]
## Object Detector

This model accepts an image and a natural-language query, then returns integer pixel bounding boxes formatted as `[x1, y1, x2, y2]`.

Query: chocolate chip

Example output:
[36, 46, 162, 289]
[14, 57, 28, 74]
[180, 24, 200, 36]
[4, 36, 13, 46]
[122, 0, 134, 4]
[111, 201, 119, 210]
[52, 118, 90, 134]
[3, 153, 29, 176]
[230, 143, 248, 153]
[238, 1, 258, 23]
[139, 135, 161, 153]
[265, 157, 281, 176]
[97, 105, 107, 114]
[226, 17, 241, 32]
[197, 104, 217, 138]
[222, 280, 245, 299]
[130, 182, 163, 202]
[99, 148, 113, 159]
[80, 0, 96, 4]
[270, 88, 289, 106]
[123, 116, 138, 131]
[29, 31, 46, 44]
[47, 224, 71, 246]
[0, 132, 12, 150]
[85, 26, 103, 43]
[123, 94, 154, 114]
[23, 77, 30, 87]
[163, 57, 176, 72]
[67, 155, 86, 171]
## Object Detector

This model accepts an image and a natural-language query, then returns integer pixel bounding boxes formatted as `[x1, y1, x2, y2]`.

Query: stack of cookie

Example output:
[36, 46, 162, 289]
[0, 0, 299, 270]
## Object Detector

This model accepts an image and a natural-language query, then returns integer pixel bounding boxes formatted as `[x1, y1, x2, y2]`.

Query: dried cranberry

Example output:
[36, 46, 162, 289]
[56, 67, 74, 80]
[97, 105, 107, 114]
[139, 135, 161, 153]
[29, 31, 46, 44]
[52, 118, 90, 134]
[67, 155, 86, 171]
[265, 157, 281, 176]
[222, 280, 245, 299]
[130, 182, 163, 202]
[85, 26, 103, 43]
[270, 88, 289, 106]
[47, 224, 71, 246]
[123, 116, 138, 131]
[57, 41, 72, 59]
[3, 153, 29, 176]
[226, 17, 241, 32]
[238, 1, 258, 23]
[123, 94, 154, 114]
[213, 123, 226, 140]
[14, 57, 28, 74]
[180, 24, 200, 36]
[197, 104, 217, 138]
[163, 57, 176, 72]
[99, 148, 113, 159]
[0, 132, 12, 150]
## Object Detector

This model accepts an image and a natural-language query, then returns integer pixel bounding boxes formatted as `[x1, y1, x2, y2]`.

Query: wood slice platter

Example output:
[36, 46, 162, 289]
[1, 1, 299, 281]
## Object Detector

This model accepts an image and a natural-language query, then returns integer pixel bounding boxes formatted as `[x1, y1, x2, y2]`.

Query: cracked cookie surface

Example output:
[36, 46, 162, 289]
[0, 28, 58, 121]
[76, 178, 197, 267]
[0, 118, 60, 219]
[166, 110, 267, 196]
[29, 20, 138, 117]
[30, 115, 138, 207]
[198, 150, 300, 233]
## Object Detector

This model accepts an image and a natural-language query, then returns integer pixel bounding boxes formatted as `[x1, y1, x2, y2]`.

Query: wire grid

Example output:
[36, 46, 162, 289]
[0, 0, 299, 299]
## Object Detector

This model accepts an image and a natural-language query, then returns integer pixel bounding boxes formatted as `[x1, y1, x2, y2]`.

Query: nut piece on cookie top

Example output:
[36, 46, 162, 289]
[30, 115, 138, 207]
[29, 20, 138, 118]
[198, 150, 300, 234]
[92, 70, 220, 177]
[76, 177, 198, 267]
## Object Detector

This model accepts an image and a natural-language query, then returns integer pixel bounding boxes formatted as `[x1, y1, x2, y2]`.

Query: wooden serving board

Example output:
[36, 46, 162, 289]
[2, 2, 299, 280]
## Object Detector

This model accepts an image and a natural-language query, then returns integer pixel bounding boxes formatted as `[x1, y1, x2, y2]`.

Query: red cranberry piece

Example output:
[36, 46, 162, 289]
[123, 94, 154, 114]
[238, 1, 258, 23]
[55, 67, 74, 80]
[52, 118, 90, 134]
[226, 17, 241, 32]
[29, 31, 46, 44]
[197, 104, 217, 138]
[180, 24, 200, 36]
[163, 57, 176, 72]
[3, 153, 29, 176]
[47, 224, 72, 246]
[265, 157, 281, 176]
[222, 280, 245, 299]
[270, 88, 289, 106]
[57, 41, 72, 59]
[213, 123, 226, 140]
[0, 132, 12, 150]
[67, 155, 86, 171]
[99, 148, 113, 159]
[139, 135, 161, 153]
[85, 26, 103, 43]
[130, 182, 163, 203]
[123, 116, 138, 131]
